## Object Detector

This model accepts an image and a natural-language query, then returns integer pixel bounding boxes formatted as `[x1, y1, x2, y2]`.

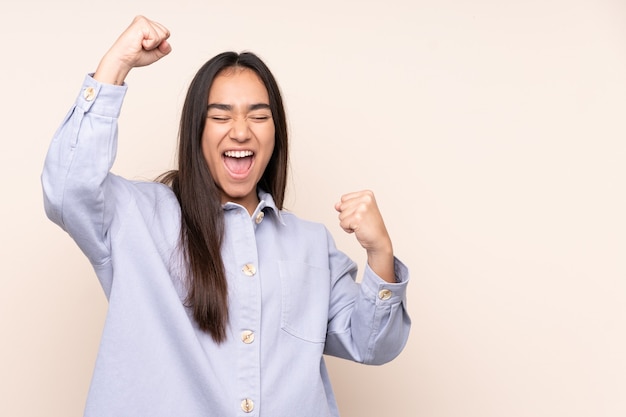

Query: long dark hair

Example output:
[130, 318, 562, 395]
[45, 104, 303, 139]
[160, 52, 288, 343]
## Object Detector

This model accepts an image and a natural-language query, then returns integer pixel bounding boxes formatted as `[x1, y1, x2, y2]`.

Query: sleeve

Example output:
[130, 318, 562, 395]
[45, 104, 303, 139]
[41, 75, 128, 269]
[323, 230, 411, 365]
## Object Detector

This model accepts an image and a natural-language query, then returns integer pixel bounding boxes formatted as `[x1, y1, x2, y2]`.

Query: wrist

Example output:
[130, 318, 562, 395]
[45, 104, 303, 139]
[366, 243, 395, 283]
[93, 55, 132, 86]
[365, 238, 393, 258]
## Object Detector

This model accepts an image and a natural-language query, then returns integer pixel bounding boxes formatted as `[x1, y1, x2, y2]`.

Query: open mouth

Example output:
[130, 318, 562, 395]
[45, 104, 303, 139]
[223, 150, 255, 177]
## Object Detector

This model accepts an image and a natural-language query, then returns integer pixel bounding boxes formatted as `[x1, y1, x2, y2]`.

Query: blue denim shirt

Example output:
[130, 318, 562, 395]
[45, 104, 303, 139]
[42, 75, 411, 417]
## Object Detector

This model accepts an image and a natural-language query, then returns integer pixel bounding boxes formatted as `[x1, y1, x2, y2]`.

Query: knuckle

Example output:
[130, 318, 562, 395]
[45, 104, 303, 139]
[356, 202, 368, 213]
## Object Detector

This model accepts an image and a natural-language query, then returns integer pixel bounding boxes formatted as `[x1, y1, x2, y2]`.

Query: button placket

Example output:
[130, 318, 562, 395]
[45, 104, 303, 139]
[225, 206, 262, 415]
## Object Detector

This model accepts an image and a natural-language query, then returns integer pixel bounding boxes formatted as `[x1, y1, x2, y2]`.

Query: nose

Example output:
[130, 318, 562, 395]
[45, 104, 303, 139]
[229, 118, 251, 142]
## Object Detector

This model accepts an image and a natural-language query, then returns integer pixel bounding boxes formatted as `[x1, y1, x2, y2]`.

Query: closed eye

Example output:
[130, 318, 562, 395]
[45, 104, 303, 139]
[249, 115, 272, 122]
[207, 115, 231, 122]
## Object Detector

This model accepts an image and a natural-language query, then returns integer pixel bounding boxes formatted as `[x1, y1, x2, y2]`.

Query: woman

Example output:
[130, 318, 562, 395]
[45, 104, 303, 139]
[42, 15, 410, 417]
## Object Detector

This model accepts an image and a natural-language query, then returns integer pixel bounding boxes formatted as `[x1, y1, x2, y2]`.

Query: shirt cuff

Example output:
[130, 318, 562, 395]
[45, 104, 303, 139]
[361, 257, 409, 304]
[75, 74, 128, 118]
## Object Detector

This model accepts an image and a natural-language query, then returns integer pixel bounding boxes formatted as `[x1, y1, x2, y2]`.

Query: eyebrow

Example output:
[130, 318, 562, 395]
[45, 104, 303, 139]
[207, 103, 271, 111]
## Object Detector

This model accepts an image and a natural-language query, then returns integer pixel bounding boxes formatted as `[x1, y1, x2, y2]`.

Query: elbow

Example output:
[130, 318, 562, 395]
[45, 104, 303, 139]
[364, 313, 411, 366]
[41, 172, 64, 228]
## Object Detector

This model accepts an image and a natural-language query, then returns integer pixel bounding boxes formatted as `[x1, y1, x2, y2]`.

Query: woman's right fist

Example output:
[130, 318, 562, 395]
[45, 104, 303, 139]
[94, 15, 172, 85]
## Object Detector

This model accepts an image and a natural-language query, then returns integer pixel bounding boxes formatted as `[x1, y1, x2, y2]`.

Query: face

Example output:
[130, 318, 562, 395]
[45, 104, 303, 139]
[202, 67, 275, 214]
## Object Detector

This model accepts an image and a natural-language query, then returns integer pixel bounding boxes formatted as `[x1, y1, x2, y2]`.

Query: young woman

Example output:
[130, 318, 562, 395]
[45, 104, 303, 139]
[42, 15, 410, 417]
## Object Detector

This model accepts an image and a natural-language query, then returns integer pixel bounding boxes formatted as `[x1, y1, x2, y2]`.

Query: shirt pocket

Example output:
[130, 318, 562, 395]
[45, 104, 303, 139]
[279, 260, 330, 343]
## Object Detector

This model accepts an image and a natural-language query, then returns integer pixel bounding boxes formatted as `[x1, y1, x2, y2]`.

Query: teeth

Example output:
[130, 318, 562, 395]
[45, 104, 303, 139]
[224, 150, 253, 158]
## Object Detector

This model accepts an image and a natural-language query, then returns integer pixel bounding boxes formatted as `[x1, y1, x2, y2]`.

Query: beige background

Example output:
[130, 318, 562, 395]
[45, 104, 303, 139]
[1, 0, 625, 416]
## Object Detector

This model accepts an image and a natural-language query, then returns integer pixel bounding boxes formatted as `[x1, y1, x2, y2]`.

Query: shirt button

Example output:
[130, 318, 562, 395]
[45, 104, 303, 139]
[241, 330, 255, 344]
[378, 289, 392, 300]
[241, 398, 254, 413]
[83, 86, 96, 101]
[255, 211, 265, 224]
[242, 264, 256, 277]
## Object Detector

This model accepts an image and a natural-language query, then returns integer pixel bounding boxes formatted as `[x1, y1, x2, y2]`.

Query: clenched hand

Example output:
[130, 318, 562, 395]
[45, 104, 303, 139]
[94, 15, 172, 85]
[335, 190, 396, 283]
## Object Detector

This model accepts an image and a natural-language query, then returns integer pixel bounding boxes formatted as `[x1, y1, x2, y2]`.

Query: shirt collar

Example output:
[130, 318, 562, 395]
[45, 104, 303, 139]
[256, 189, 285, 226]
[222, 189, 285, 226]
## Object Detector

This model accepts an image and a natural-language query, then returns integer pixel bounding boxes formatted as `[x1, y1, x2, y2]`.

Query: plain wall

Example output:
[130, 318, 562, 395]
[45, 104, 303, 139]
[1, 0, 625, 416]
